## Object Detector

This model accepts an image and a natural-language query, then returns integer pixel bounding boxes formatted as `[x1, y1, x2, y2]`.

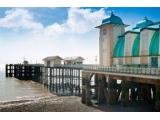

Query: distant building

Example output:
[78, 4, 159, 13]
[64, 56, 85, 65]
[43, 56, 63, 66]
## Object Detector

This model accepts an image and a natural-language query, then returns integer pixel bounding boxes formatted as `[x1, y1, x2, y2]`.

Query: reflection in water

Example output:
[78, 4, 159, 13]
[0, 71, 51, 101]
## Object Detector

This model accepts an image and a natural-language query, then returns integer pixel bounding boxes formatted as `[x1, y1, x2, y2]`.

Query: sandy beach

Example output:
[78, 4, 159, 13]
[0, 94, 155, 112]
[0, 95, 101, 112]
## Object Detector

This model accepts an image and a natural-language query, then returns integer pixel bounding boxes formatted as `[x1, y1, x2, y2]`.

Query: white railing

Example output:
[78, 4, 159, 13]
[49, 64, 160, 76]
[12, 64, 160, 76]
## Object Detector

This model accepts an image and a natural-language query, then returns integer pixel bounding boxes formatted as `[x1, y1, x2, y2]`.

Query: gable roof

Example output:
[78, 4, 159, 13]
[43, 56, 63, 61]
[64, 56, 85, 61]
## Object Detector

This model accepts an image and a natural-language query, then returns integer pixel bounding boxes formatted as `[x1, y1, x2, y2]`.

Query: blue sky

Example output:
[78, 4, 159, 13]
[0, 7, 160, 69]
[1, 7, 160, 27]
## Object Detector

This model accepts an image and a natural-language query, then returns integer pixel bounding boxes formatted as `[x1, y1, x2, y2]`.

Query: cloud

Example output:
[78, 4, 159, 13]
[0, 7, 105, 36]
[0, 7, 106, 67]
[0, 8, 44, 33]
[45, 8, 105, 36]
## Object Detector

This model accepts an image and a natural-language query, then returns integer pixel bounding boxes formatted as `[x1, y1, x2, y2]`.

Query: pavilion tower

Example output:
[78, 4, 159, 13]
[96, 12, 127, 66]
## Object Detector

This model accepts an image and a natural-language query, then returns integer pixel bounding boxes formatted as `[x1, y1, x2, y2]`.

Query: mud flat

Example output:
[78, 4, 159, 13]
[0, 95, 101, 112]
[0, 95, 155, 112]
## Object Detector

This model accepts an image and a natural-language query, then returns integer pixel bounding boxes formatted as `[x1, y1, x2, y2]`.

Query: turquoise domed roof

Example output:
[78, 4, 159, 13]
[95, 12, 127, 28]
[102, 12, 124, 25]
[133, 17, 153, 29]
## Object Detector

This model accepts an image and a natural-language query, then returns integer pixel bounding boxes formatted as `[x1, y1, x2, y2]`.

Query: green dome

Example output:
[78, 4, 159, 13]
[102, 12, 124, 25]
[133, 17, 153, 29]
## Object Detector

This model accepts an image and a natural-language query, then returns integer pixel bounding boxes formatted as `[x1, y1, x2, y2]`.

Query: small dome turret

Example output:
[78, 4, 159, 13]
[133, 16, 153, 29]
[95, 11, 127, 28]
[102, 11, 124, 25]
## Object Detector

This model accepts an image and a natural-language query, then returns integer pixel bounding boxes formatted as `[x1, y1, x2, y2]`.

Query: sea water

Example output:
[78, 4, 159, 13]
[0, 70, 51, 102]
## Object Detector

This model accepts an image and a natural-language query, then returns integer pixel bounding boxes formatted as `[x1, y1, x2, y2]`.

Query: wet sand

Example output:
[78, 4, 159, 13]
[0, 95, 155, 112]
[0, 95, 101, 112]
[0, 72, 155, 112]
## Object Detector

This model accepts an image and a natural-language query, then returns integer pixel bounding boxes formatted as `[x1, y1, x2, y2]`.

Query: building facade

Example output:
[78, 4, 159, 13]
[43, 56, 63, 66]
[97, 12, 160, 68]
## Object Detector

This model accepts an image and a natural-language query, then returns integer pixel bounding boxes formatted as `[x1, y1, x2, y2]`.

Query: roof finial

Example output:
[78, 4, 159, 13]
[144, 16, 148, 20]
[110, 10, 114, 16]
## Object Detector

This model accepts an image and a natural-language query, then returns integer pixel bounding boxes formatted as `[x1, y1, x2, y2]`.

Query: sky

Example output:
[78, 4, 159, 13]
[0, 7, 160, 70]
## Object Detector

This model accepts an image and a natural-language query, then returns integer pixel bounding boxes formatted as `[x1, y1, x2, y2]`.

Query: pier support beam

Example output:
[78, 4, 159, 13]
[107, 78, 118, 105]
[94, 74, 99, 100]
[121, 80, 129, 106]
[141, 84, 152, 104]
[155, 85, 160, 111]
[130, 82, 137, 103]
[97, 75, 106, 104]
[136, 83, 152, 104]
[81, 72, 92, 106]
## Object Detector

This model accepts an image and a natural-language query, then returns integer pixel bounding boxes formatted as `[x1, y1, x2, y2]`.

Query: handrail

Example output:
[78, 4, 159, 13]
[53, 64, 160, 76]
[6, 64, 160, 76]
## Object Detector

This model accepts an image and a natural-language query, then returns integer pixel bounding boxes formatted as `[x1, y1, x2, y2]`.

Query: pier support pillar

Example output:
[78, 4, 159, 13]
[130, 82, 137, 103]
[94, 74, 99, 100]
[107, 78, 118, 105]
[97, 75, 106, 104]
[155, 85, 160, 111]
[5, 64, 8, 77]
[137, 83, 152, 104]
[121, 80, 129, 106]
[141, 84, 152, 104]
[81, 72, 92, 106]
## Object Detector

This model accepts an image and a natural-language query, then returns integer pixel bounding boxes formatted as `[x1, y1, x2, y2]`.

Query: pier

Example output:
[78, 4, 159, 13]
[5, 64, 160, 111]
[5, 64, 81, 96]
[81, 65, 160, 111]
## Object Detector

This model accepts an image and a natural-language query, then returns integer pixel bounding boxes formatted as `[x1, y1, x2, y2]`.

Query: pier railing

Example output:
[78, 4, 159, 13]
[6, 64, 160, 78]
[53, 64, 160, 76]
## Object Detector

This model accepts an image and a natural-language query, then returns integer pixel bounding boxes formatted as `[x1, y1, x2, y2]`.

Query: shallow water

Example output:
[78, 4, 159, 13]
[0, 71, 51, 102]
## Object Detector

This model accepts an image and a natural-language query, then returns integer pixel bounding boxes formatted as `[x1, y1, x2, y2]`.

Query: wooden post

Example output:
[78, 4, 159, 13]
[155, 85, 160, 111]
[49, 68, 52, 91]
[94, 74, 98, 100]
[53, 68, 55, 92]
[81, 71, 92, 105]
[141, 84, 152, 104]
[55, 68, 58, 93]
[9, 64, 12, 77]
[19, 65, 22, 79]
[152, 85, 156, 105]
[121, 80, 130, 106]
[97, 74, 106, 104]
[70, 69, 73, 94]
[59, 68, 61, 94]
[78, 69, 81, 94]
[107, 78, 118, 105]
[5, 64, 8, 77]
[137, 83, 143, 104]
[14, 65, 17, 78]
[62, 68, 64, 94]
[130, 82, 137, 103]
